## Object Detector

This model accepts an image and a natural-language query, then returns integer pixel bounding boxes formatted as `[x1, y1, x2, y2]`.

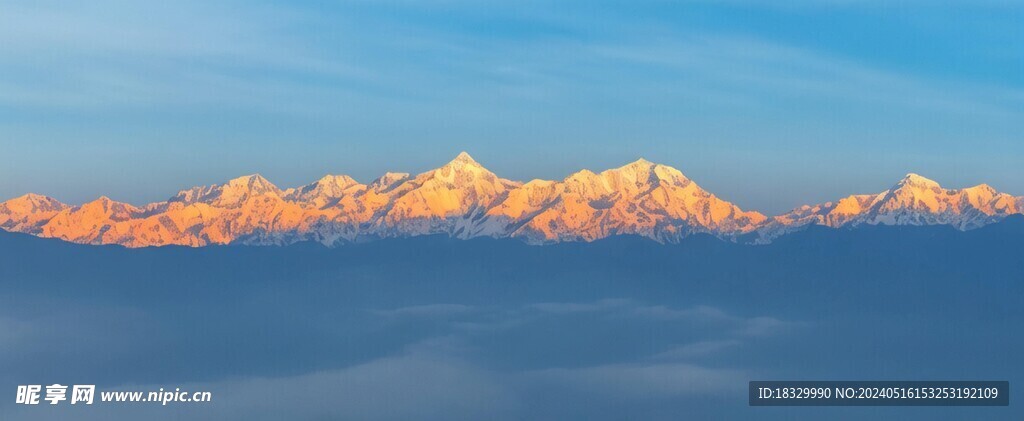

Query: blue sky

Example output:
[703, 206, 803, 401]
[1, 0, 1021, 214]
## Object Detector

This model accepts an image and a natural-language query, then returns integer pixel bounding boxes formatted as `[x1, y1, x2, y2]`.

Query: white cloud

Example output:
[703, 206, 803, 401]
[525, 362, 746, 399]
[372, 303, 478, 318]
[527, 298, 632, 314]
[648, 340, 743, 360]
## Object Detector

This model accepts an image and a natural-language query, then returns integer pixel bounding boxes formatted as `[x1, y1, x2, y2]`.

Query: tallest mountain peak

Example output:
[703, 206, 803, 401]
[433, 151, 495, 177]
[449, 151, 479, 166]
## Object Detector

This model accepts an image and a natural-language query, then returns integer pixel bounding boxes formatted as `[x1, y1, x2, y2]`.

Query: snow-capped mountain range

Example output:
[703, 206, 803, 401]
[2, 153, 1021, 247]
[755, 173, 1023, 243]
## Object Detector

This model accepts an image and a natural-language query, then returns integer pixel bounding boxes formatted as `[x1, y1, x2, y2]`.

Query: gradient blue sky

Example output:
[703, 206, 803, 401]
[1, 0, 1021, 214]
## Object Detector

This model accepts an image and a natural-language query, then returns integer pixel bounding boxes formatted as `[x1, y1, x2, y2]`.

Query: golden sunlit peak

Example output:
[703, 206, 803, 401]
[616, 158, 671, 173]
[566, 168, 598, 180]
[87, 196, 137, 208]
[432, 152, 498, 180]
[966, 183, 997, 193]
[373, 172, 410, 183]
[227, 174, 279, 191]
[630, 157, 653, 166]
[82, 196, 135, 211]
[229, 173, 268, 184]
[448, 151, 480, 166]
[316, 174, 359, 186]
[612, 158, 688, 183]
[14, 193, 55, 202]
[369, 172, 410, 190]
[523, 179, 556, 187]
[896, 173, 940, 189]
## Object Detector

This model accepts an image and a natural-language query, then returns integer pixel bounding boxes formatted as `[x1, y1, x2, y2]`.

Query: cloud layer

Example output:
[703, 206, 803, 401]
[0, 298, 797, 420]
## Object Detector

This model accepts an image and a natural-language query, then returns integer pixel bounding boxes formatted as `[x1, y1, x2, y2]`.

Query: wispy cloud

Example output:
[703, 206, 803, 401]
[525, 362, 746, 399]
[648, 340, 744, 360]
[0, 1, 375, 112]
[368, 299, 801, 350]
[527, 298, 632, 314]
[0, 296, 801, 420]
[2, 0, 1021, 211]
[3, 0, 1021, 121]
[585, 34, 1024, 119]
[3, 341, 517, 421]
[371, 303, 478, 318]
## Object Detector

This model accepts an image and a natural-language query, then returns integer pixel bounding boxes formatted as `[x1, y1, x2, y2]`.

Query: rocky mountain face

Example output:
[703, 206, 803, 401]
[2, 155, 1021, 248]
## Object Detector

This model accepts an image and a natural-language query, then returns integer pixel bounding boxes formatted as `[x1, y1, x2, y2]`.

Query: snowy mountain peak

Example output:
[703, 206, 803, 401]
[284, 174, 363, 207]
[566, 168, 598, 182]
[0, 193, 69, 232]
[450, 151, 479, 166]
[419, 152, 513, 190]
[369, 172, 411, 192]
[963, 183, 997, 195]
[6, 193, 67, 210]
[600, 159, 691, 190]
[895, 173, 941, 190]
[91, 196, 119, 206]
[226, 174, 279, 193]
[319, 174, 358, 185]
[171, 174, 282, 208]
[435, 152, 491, 175]
[76, 196, 140, 221]
[18, 193, 54, 202]
[615, 158, 656, 174]
[84, 195, 133, 208]
[630, 157, 653, 166]
[300, 174, 360, 192]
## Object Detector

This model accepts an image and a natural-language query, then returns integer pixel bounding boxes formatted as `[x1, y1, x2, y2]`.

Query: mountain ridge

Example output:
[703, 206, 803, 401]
[2, 153, 1021, 247]
[756, 173, 1023, 242]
